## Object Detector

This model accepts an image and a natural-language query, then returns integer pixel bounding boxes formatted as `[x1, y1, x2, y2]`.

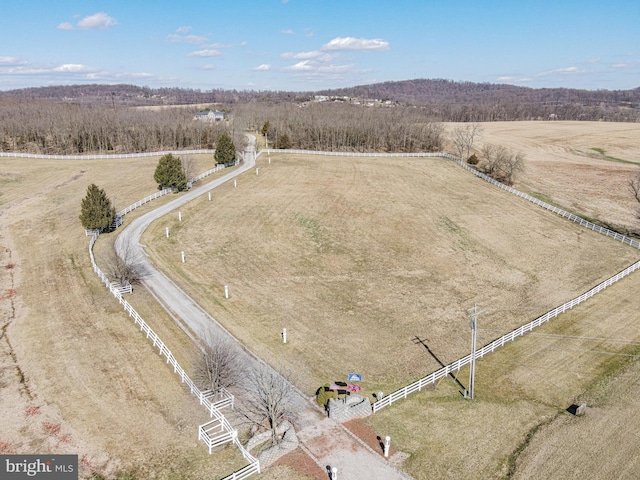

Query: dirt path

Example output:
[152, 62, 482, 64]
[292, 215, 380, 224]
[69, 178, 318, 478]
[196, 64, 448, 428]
[115, 137, 411, 478]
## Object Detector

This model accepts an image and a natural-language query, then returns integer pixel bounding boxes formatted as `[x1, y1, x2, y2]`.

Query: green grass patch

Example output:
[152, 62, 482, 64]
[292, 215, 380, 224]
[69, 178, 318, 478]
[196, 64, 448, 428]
[590, 147, 636, 164]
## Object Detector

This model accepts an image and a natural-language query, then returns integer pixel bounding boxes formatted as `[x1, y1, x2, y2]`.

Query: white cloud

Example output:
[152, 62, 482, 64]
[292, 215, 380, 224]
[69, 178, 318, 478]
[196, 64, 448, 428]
[536, 66, 580, 77]
[612, 62, 632, 68]
[281, 51, 333, 62]
[115, 72, 154, 79]
[187, 49, 221, 58]
[284, 60, 314, 71]
[176, 26, 192, 34]
[0, 61, 100, 76]
[497, 75, 532, 83]
[254, 64, 271, 71]
[321, 37, 389, 51]
[204, 42, 232, 49]
[281, 29, 296, 35]
[57, 22, 74, 31]
[0, 56, 27, 65]
[77, 12, 118, 30]
[167, 33, 209, 44]
[53, 63, 93, 73]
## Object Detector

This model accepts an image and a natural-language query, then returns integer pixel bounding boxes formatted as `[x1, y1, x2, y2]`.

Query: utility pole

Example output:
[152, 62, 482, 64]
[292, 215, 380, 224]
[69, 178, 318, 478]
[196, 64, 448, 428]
[467, 304, 485, 399]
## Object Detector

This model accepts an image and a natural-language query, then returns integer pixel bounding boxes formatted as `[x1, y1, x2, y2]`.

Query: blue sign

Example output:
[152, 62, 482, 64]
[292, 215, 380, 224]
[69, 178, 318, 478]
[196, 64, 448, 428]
[348, 373, 362, 382]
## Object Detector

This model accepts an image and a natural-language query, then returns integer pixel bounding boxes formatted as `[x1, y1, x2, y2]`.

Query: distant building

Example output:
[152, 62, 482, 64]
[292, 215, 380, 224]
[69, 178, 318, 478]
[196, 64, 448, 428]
[194, 110, 225, 122]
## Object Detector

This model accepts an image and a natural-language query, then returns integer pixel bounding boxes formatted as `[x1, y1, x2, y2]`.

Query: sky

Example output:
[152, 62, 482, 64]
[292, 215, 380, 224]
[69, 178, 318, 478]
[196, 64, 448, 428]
[1, 0, 639, 92]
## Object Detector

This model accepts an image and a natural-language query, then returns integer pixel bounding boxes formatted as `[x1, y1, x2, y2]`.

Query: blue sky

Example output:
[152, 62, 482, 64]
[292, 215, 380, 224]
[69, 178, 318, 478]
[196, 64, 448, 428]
[1, 0, 638, 92]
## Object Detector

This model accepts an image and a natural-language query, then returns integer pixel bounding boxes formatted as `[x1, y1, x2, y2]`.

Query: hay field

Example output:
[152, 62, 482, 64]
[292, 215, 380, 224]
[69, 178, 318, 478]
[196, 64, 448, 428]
[0, 153, 251, 478]
[142, 133, 639, 396]
[462, 121, 640, 232]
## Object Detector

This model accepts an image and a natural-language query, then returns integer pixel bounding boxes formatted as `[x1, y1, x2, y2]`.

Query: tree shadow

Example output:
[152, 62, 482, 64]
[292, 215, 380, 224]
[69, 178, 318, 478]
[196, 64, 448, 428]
[413, 336, 467, 393]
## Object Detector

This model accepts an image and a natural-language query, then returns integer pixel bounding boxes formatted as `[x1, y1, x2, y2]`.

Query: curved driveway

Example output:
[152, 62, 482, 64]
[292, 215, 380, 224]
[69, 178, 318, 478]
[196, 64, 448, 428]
[115, 137, 257, 344]
[114, 136, 411, 479]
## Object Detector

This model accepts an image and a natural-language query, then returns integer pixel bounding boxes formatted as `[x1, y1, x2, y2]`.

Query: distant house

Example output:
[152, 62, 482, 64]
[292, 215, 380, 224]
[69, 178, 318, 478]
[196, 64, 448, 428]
[194, 110, 225, 122]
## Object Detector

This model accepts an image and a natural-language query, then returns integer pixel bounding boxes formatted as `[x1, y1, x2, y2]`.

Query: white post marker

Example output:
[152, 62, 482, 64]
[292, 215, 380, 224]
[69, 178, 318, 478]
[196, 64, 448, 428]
[256, 167, 259, 175]
[331, 467, 337, 480]
[234, 179, 237, 188]
[181, 251, 185, 263]
[282, 328, 287, 344]
[384, 436, 391, 458]
[224, 285, 229, 299]
[165, 227, 169, 238]
[208, 191, 211, 201]
[178, 211, 182, 222]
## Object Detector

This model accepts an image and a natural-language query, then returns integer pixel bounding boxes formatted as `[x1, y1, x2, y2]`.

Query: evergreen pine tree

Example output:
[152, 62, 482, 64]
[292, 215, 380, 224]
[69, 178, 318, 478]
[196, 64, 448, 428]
[214, 133, 236, 166]
[154, 153, 187, 191]
[79, 184, 116, 231]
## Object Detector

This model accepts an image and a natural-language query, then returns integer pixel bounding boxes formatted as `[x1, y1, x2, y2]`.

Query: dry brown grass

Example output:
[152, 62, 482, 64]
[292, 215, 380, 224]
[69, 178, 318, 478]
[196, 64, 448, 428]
[458, 121, 640, 232]
[0, 153, 250, 478]
[142, 149, 638, 397]
[2, 121, 640, 480]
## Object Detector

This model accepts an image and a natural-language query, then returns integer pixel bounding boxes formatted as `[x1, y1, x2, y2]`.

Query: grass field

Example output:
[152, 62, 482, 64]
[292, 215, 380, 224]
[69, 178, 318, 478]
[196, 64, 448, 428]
[0, 153, 253, 478]
[142, 149, 638, 397]
[2, 121, 640, 479]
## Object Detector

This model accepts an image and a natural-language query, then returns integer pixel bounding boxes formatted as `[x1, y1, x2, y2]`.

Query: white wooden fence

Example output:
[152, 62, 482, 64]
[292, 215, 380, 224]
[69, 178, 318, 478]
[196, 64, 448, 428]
[441, 152, 640, 249]
[0, 149, 216, 160]
[81, 145, 639, 465]
[255, 148, 444, 158]
[373, 256, 640, 412]
[88, 232, 259, 478]
[372, 153, 640, 412]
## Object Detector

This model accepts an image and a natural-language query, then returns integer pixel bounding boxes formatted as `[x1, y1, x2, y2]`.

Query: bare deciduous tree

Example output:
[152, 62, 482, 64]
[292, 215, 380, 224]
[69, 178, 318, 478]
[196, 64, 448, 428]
[480, 143, 525, 186]
[181, 155, 198, 183]
[241, 362, 299, 447]
[105, 241, 143, 286]
[194, 329, 243, 394]
[451, 123, 483, 161]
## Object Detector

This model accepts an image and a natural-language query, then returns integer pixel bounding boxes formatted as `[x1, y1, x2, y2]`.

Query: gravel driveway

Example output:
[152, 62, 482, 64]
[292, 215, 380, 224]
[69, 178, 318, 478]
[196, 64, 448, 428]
[114, 136, 411, 479]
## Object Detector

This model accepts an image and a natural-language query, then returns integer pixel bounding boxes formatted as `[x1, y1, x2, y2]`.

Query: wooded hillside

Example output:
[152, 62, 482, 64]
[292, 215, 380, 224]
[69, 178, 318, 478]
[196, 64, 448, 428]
[1, 78, 638, 121]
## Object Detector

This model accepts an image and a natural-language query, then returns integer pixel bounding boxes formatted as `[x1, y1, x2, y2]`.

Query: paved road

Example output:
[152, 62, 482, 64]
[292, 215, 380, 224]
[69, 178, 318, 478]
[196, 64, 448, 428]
[115, 136, 411, 479]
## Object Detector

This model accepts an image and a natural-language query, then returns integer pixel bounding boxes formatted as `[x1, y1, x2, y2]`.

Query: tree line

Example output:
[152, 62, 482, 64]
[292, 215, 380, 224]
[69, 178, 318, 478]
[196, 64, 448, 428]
[0, 98, 242, 154]
[236, 103, 445, 152]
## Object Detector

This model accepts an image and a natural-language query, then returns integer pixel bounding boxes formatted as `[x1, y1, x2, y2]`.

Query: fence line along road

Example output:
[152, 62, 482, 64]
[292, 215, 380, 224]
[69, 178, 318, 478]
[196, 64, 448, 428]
[88, 231, 260, 479]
